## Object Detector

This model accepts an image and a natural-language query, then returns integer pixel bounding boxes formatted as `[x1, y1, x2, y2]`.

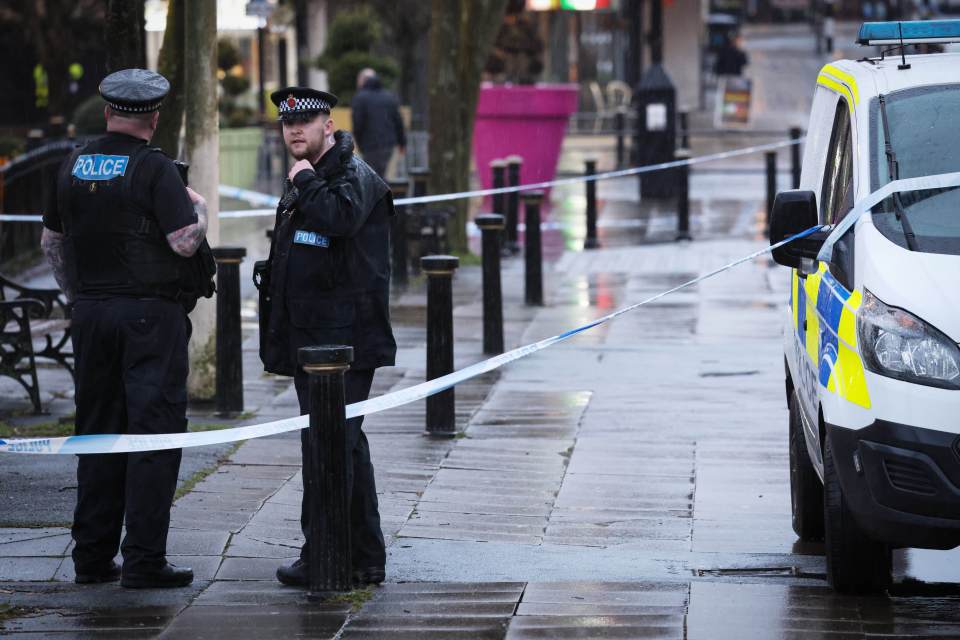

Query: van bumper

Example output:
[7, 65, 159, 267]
[828, 420, 960, 550]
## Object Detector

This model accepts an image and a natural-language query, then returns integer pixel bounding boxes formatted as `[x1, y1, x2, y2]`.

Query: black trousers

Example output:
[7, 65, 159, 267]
[294, 367, 386, 569]
[70, 297, 189, 575]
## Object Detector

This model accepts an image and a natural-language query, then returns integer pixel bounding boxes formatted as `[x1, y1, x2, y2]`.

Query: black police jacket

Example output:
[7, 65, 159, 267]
[260, 131, 397, 376]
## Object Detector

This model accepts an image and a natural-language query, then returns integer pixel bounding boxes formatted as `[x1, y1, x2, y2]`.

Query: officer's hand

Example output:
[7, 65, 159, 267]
[288, 159, 314, 181]
[186, 187, 206, 206]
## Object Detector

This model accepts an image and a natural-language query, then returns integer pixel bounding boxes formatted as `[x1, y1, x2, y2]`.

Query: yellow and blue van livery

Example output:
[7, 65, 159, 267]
[770, 20, 960, 593]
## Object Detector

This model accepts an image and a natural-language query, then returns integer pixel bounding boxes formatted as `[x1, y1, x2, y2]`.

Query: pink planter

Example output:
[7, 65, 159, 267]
[473, 83, 579, 194]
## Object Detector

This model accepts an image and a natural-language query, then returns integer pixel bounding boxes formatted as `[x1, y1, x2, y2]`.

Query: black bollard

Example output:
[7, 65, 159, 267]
[388, 179, 409, 289]
[422, 255, 459, 437]
[789, 127, 802, 189]
[408, 167, 430, 275]
[584, 158, 600, 250]
[522, 190, 544, 307]
[675, 149, 692, 241]
[505, 155, 523, 254]
[299, 344, 354, 597]
[490, 159, 506, 221]
[615, 109, 626, 169]
[475, 214, 505, 355]
[679, 109, 690, 150]
[765, 150, 777, 232]
[213, 247, 246, 416]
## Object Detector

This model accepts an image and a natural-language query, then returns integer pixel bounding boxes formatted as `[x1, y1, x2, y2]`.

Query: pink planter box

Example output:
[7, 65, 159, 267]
[473, 83, 579, 194]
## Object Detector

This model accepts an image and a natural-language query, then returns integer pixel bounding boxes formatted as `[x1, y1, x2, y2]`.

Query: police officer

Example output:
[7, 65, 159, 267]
[40, 69, 209, 589]
[259, 87, 396, 587]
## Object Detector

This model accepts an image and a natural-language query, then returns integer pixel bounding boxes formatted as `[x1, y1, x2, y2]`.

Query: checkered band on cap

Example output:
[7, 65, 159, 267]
[278, 96, 331, 114]
[106, 100, 163, 113]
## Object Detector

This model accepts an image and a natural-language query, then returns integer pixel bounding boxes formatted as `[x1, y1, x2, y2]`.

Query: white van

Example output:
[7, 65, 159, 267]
[769, 20, 960, 593]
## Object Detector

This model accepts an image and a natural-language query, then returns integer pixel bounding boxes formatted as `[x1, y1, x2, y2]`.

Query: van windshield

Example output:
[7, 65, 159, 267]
[871, 84, 960, 256]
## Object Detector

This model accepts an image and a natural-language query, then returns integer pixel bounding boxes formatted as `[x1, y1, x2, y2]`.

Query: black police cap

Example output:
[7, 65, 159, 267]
[99, 69, 170, 114]
[270, 87, 338, 121]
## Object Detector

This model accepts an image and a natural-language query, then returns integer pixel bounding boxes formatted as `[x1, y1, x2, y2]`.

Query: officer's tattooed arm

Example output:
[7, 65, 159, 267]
[40, 228, 77, 303]
[166, 188, 208, 257]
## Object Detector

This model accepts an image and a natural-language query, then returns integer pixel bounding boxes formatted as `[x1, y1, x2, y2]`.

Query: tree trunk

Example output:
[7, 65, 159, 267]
[183, 0, 220, 400]
[105, 0, 145, 72]
[153, 0, 185, 157]
[427, 0, 507, 253]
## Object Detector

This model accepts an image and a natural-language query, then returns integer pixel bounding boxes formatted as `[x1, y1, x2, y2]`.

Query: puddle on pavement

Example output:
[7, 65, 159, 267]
[894, 547, 960, 590]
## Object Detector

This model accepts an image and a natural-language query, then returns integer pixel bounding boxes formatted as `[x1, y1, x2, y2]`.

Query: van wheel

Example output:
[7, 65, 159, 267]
[789, 390, 823, 540]
[823, 433, 891, 594]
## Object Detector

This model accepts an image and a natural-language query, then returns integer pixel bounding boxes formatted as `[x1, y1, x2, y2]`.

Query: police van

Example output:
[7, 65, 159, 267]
[769, 20, 960, 593]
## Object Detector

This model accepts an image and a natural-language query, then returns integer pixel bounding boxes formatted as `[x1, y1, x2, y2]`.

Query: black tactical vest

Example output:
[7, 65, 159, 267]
[58, 135, 192, 301]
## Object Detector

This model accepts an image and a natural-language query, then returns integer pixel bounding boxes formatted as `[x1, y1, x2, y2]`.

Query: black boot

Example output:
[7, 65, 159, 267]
[75, 560, 121, 584]
[276, 558, 308, 587]
[121, 562, 193, 589]
[353, 566, 385, 586]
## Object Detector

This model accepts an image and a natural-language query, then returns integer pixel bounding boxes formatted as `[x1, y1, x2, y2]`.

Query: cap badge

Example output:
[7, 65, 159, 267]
[286, 95, 296, 109]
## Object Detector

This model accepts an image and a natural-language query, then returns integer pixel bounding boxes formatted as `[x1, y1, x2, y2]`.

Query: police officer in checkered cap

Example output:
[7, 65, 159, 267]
[40, 68, 211, 589]
[260, 87, 396, 588]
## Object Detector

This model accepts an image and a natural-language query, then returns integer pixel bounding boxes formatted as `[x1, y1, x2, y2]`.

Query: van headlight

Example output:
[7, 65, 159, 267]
[858, 289, 960, 389]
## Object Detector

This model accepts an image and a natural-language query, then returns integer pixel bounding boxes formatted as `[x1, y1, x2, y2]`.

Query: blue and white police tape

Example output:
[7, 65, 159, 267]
[0, 138, 805, 224]
[817, 171, 960, 263]
[217, 137, 806, 214]
[0, 225, 823, 456]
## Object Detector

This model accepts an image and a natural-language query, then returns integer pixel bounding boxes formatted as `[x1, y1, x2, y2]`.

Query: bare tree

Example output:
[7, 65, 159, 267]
[153, 0, 185, 157]
[427, 0, 508, 253]
[105, 0, 146, 72]
[183, 0, 220, 399]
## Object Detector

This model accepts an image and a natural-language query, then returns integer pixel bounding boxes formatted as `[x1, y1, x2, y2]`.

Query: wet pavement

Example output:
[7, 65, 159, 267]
[5, 20, 960, 639]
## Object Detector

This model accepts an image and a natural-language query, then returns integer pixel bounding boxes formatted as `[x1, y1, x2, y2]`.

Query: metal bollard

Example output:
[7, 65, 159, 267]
[675, 149, 692, 241]
[475, 214, 504, 355]
[490, 159, 506, 221]
[212, 247, 246, 416]
[765, 151, 778, 233]
[584, 158, 600, 250]
[789, 127, 802, 189]
[422, 255, 459, 437]
[679, 109, 690, 150]
[299, 344, 354, 597]
[615, 109, 627, 169]
[388, 179, 409, 289]
[408, 167, 430, 274]
[522, 190, 544, 306]
[505, 155, 523, 254]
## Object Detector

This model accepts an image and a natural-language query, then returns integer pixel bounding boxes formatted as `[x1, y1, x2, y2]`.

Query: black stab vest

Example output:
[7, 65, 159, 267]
[58, 135, 189, 300]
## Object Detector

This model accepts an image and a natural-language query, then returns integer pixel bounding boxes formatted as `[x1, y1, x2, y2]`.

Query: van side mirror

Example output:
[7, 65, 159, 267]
[769, 190, 831, 269]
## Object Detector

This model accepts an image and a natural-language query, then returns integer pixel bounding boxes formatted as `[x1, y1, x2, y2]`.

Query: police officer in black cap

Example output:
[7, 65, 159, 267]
[257, 87, 396, 587]
[40, 68, 210, 589]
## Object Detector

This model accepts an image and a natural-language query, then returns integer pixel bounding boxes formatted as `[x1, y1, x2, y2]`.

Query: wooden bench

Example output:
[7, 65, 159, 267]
[0, 274, 74, 413]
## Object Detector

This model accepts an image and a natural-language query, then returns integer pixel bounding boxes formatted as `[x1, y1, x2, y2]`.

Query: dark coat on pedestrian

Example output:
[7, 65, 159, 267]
[351, 77, 406, 154]
[260, 130, 397, 376]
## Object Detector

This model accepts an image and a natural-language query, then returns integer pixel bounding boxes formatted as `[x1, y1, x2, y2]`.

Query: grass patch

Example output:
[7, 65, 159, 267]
[0, 421, 74, 438]
[174, 441, 242, 502]
[188, 423, 234, 433]
[452, 250, 482, 268]
[453, 431, 471, 439]
[326, 587, 373, 612]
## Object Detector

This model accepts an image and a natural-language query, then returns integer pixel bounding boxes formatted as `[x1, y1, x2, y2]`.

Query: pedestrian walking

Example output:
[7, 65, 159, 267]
[260, 86, 397, 587]
[715, 34, 749, 77]
[350, 68, 406, 178]
[40, 69, 215, 589]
